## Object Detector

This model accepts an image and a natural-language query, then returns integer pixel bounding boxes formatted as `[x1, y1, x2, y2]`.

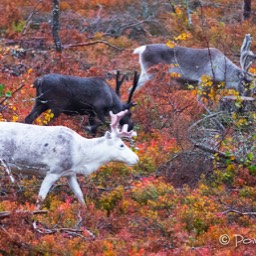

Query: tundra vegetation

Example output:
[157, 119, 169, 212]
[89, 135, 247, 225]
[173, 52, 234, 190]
[0, 0, 256, 255]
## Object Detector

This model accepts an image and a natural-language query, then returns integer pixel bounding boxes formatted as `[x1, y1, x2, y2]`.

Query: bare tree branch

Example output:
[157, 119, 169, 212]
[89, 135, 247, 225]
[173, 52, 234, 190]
[22, 0, 44, 35]
[63, 40, 123, 51]
[194, 143, 240, 163]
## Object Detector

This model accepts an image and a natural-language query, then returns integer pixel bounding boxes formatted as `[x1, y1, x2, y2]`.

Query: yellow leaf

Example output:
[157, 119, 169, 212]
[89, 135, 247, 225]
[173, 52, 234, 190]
[191, 90, 197, 96]
[230, 155, 235, 161]
[166, 40, 175, 48]
[175, 7, 182, 15]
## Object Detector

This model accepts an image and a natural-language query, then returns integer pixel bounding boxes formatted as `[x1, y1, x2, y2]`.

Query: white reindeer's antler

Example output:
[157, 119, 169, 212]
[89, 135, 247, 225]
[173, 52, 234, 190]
[110, 110, 137, 138]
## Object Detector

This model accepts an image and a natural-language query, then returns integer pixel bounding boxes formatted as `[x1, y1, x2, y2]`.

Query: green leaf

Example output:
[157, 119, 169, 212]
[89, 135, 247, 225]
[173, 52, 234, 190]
[247, 153, 254, 161]
[5, 91, 12, 97]
[249, 165, 256, 175]
[225, 152, 232, 157]
[235, 102, 241, 108]
[0, 84, 4, 96]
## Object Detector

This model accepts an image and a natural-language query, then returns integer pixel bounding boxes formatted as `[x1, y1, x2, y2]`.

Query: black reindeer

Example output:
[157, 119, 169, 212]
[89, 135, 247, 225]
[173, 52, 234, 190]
[25, 71, 139, 135]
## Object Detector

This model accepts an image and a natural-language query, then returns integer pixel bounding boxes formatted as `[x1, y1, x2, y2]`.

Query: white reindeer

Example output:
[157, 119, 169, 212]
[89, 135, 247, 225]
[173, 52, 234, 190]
[0, 110, 139, 206]
[134, 34, 256, 96]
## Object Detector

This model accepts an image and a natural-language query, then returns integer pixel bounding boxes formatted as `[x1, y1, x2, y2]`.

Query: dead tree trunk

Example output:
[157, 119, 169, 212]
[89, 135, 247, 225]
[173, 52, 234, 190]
[219, 96, 256, 113]
[52, 0, 62, 53]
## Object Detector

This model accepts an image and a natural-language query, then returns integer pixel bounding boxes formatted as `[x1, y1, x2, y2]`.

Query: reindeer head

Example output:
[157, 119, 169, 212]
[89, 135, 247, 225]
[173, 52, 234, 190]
[103, 110, 138, 166]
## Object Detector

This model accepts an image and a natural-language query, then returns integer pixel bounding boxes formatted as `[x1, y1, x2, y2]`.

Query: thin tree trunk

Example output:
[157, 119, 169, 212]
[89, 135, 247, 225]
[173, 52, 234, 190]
[186, 0, 192, 25]
[243, 0, 251, 20]
[52, 0, 62, 53]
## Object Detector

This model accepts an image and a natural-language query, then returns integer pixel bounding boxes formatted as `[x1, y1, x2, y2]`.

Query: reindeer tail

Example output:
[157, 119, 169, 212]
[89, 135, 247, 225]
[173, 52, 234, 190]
[133, 46, 146, 55]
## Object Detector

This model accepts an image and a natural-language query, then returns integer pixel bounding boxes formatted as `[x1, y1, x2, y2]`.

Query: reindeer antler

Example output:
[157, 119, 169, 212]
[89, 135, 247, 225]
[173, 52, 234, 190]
[127, 71, 139, 104]
[115, 70, 126, 97]
[240, 34, 256, 77]
[110, 110, 137, 138]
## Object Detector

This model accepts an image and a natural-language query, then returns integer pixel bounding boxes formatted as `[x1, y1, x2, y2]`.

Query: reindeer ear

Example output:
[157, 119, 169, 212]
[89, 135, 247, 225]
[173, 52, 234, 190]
[105, 131, 113, 139]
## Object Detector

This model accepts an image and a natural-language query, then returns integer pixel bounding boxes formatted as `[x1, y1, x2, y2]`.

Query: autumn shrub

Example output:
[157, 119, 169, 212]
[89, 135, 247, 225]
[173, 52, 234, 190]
[130, 176, 176, 209]
[91, 163, 134, 188]
[108, 36, 134, 48]
[134, 67, 203, 142]
[0, 3, 21, 33]
[210, 110, 256, 187]
[97, 185, 124, 215]
[133, 131, 177, 173]
[178, 186, 223, 236]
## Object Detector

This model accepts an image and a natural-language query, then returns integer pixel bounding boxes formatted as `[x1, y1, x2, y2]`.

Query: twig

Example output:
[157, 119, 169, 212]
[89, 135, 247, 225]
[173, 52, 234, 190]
[0, 83, 26, 105]
[189, 111, 244, 164]
[33, 221, 95, 239]
[62, 40, 123, 51]
[194, 143, 240, 163]
[221, 208, 256, 216]
[0, 210, 48, 219]
[217, 199, 256, 217]
[188, 111, 224, 135]
[117, 19, 151, 35]
[203, 106, 225, 131]
[22, 0, 44, 35]
[188, 111, 224, 146]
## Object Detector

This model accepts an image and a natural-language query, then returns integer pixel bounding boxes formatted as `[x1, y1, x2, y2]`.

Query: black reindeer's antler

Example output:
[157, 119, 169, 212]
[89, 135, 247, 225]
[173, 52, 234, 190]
[127, 71, 139, 104]
[115, 70, 127, 97]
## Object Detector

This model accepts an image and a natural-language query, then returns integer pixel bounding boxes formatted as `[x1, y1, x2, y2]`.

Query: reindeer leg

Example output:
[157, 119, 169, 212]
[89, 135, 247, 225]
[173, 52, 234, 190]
[37, 173, 60, 208]
[94, 109, 107, 134]
[85, 112, 97, 135]
[87, 109, 105, 136]
[67, 175, 85, 205]
[25, 102, 49, 124]
[0, 159, 15, 183]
